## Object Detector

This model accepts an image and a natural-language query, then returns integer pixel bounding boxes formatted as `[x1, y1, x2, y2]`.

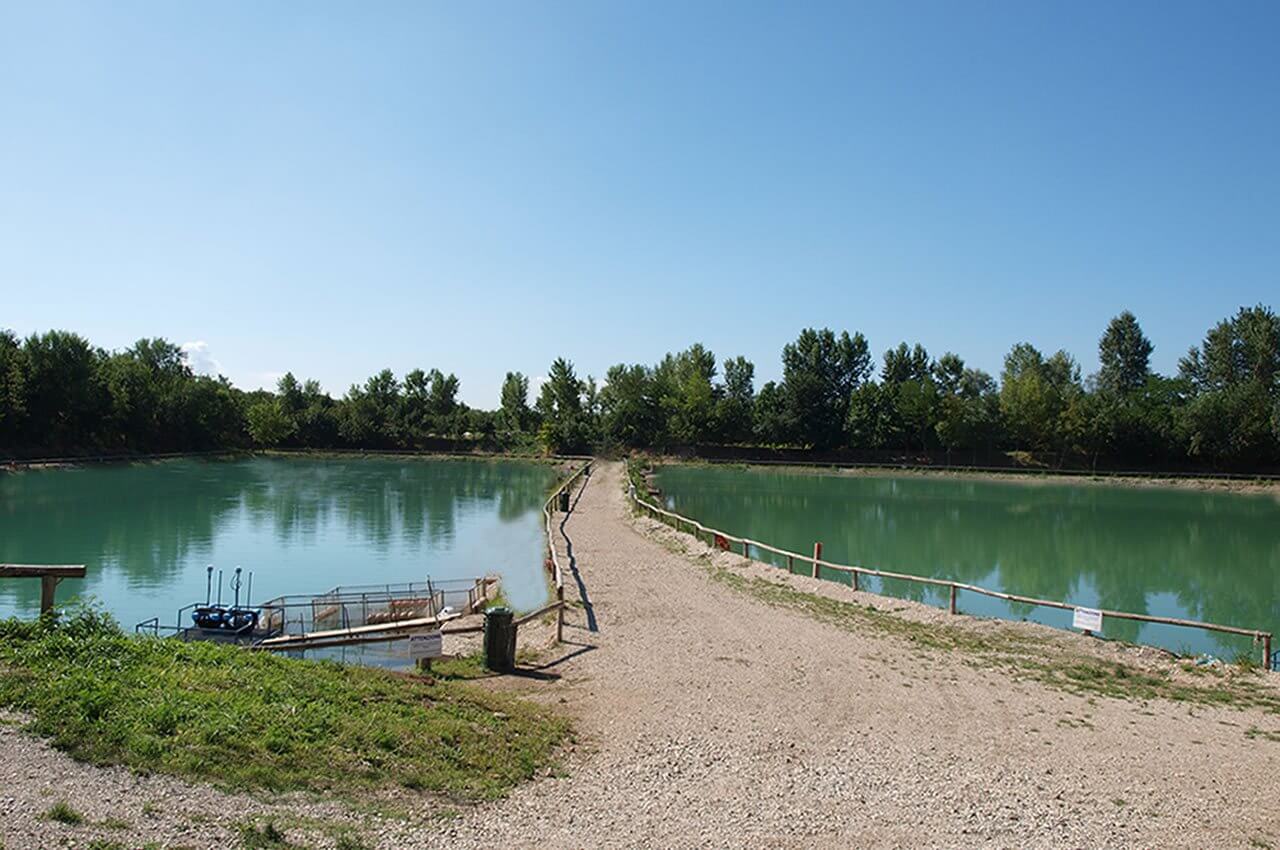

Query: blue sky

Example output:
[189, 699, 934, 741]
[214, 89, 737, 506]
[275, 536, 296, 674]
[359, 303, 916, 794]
[2, 1, 1277, 406]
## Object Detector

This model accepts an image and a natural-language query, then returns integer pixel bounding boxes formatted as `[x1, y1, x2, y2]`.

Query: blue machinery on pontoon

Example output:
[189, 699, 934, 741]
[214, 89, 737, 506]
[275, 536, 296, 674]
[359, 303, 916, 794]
[135, 572, 495, 649]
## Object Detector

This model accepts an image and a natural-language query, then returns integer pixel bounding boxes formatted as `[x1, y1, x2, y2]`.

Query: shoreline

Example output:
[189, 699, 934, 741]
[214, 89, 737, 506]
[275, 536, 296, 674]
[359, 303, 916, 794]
[648, 456, 1280, 495]
[1, 448, 588, 473]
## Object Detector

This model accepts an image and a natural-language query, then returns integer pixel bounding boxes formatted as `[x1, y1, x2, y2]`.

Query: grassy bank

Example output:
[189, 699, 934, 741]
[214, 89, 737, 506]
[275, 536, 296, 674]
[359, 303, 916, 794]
[0, 610, 569, 800]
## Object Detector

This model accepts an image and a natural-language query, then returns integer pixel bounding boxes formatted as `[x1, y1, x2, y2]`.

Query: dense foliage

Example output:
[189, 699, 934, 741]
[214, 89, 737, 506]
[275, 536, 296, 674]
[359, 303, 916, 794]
[592, 306, 1280, 470]
[3, 304, 1278, 469]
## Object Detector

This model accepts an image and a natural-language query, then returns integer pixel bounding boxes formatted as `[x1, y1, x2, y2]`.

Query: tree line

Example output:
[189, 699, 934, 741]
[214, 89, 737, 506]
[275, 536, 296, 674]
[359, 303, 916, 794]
[2, 304, 1278, 470]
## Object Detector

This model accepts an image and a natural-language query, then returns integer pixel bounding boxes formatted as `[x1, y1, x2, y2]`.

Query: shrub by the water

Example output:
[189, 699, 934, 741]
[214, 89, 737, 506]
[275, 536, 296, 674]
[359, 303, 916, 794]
[0, 607, 568, 799]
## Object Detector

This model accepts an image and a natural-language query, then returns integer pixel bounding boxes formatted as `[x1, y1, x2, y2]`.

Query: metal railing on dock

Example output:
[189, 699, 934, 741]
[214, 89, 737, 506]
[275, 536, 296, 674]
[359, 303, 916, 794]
[136, 577, 496, 650]
[626, 462, 1275, 671]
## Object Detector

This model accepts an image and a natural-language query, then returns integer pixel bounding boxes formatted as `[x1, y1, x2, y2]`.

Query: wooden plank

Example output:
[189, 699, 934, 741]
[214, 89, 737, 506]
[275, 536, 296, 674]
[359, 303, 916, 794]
[256, 611, 463, 649]
[0, 564, 86, 578]
[515, 599, 566, 627]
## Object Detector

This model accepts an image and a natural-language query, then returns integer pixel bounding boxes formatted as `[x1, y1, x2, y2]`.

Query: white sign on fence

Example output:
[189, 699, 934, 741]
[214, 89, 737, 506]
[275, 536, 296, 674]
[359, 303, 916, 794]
[408, 631, 444, 660]
[1072, 606, 1103, 633]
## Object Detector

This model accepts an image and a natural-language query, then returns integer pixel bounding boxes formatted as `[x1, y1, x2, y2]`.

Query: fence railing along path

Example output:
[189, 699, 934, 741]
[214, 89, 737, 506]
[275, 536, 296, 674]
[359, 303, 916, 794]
[415, 460, 592, 644]
[626, 469, 1274, 671]
[534, 460, 593, 641]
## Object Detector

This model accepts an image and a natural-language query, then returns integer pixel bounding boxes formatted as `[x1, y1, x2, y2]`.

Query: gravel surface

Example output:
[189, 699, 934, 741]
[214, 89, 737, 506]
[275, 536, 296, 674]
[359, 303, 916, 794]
[3, 460, 1279, 849]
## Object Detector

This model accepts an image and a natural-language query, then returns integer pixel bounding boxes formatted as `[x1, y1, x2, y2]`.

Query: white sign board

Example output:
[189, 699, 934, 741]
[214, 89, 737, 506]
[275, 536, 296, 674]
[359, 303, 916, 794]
[1072, 606, 1103, 632]
[408, 631, 444, 660]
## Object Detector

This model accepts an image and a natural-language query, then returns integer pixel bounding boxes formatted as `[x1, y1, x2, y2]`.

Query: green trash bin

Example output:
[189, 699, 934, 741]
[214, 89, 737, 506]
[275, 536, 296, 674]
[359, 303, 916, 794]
[483, 607, 517, 671]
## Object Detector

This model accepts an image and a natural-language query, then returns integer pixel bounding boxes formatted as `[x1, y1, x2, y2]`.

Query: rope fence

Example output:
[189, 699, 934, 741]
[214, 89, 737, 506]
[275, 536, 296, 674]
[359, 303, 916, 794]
[626, 462, 1274, 671]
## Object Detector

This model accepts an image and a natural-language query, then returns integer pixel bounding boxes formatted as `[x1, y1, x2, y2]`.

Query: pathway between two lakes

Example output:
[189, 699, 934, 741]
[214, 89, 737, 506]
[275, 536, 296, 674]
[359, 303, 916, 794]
[425, 461, 1280, 850]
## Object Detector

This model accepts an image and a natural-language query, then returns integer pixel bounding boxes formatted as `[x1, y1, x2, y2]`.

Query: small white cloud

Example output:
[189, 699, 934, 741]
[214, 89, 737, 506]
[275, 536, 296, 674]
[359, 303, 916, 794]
[180, 341, 223, 377]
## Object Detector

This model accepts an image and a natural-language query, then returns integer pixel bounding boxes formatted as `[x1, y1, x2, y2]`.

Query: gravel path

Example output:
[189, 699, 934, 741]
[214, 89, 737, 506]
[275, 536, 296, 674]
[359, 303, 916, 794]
[421, 461, 1280, 850]
[3, 460, 1278, 849]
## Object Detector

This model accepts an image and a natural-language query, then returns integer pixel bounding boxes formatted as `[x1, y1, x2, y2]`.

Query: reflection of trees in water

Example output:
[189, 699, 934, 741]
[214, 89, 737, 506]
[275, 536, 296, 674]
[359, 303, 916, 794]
[0, 458, 554, 611]
[240, 458, 552, 552]
[0, 459, 255, 608]
[662, 467, 1280, 652]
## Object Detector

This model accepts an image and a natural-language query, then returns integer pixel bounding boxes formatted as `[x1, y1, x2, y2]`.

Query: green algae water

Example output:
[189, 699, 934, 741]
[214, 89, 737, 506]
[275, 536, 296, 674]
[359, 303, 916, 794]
[0, 457, 556, 628]
[655, 464, 1280, 661]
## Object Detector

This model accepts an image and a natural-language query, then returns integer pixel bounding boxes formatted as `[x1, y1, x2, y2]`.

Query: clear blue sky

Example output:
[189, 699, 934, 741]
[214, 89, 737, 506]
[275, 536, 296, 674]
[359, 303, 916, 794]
[3, 1, 1277, 406]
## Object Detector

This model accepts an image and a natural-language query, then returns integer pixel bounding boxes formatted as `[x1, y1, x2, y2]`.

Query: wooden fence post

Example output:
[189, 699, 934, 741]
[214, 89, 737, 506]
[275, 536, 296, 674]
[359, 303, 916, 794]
[851, 570, 859, 592]
[743, 539, 750, 558]
[812, 542, 822, 579]
[1265, 633, 1272, 671]
[556, 585, 565, 644]
[39, 576, 59, 615]
[949, 584, 957, 615]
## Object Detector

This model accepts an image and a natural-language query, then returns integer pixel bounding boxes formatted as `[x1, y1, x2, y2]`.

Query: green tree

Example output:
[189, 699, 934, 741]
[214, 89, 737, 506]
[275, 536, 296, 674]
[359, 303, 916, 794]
[536, 358, 594, 453]
[878, 342, 936, 451]
[1177, 304, 1280, 465]
[399, 369, 432, 444]
[0, 329, 29, 449]
[934, 366, 1000, 464]
[426, 369, 461, 422]
[780, 328, 872, 450]
[653, 344, 718, 445]
[338, 369, 400, 447]
[1180, 304, 1280, 393]
[714, 355, 755, 443]
[999, 343, 1080, 456]
[599, 363, 659, 448]
[1097, 311, 1153, 396]
[22, 330, 107, 451]
[499, 371, 532, 433]
[246, 399, 296, 447]
[752, 380, 789, 444]
[881, 342, 931, 385]
[277, 372, 305, 421]
[846, 382, 891, 449]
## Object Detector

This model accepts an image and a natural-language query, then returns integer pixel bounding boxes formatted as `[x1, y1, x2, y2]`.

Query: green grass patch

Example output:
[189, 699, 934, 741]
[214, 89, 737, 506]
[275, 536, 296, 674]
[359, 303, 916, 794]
[705, 564, 1280, 715]
[237, 820, 299, 849]
[426, 652, 489, 680]
[42, 801, 84, 825]
[0, 609, 569, 800]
